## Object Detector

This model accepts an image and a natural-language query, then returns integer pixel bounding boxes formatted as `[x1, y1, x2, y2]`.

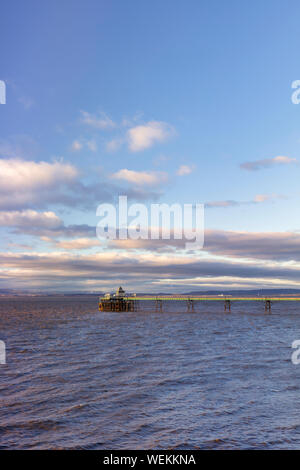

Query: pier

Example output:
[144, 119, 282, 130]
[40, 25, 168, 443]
[99, 288, 300, 313]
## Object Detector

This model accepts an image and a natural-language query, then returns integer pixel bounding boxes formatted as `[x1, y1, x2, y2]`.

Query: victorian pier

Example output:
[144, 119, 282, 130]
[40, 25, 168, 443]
[99, 287, 300, 313]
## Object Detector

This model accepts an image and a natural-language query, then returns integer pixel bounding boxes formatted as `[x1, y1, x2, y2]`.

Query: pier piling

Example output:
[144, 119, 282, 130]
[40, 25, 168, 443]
[265, 300, 271, 313]
[186, 299, 195, 312]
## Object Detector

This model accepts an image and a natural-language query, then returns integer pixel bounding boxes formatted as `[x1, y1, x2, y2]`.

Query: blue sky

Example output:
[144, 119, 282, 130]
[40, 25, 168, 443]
[1, 0, 300, 292]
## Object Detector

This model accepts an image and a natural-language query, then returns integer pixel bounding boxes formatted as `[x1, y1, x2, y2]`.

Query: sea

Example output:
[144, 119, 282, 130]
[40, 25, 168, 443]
[0, 295, 300, 449]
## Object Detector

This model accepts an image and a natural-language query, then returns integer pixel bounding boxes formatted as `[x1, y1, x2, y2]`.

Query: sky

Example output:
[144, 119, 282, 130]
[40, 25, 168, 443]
[1, 0, 300, 292]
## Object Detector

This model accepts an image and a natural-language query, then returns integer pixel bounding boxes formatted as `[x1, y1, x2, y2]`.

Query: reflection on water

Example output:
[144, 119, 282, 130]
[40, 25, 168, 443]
[0, 295, 300, 449]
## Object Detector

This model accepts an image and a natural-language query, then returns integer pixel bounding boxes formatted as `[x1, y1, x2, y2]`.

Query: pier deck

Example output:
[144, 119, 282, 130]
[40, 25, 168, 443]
[126, 296, 300, 301]
[125, 296, 300, 312]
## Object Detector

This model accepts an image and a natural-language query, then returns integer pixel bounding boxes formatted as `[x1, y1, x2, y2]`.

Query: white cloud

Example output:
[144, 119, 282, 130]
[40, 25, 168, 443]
[111, 169, 168, 186]
[127, 121, 174, 152]
[0, 159, 78, 193]
[0, 210, 63, 229]
[71, 140, 83, 152]
[254, 194, 270, 203]
[240, 156, 297, 171]
[80, 111, 115, 129]
[71, 139, 97, 152]
[177, 165, 193, 176]
[273, 156, 296, 163]
[54, 238, 100, 250]
[206, 200, 239, 208]
[0, 159, 80, 210]
[206, 194, 281, 208]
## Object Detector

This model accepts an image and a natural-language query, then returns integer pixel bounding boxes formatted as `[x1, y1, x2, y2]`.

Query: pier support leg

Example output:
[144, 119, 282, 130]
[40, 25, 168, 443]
[224, 300, 231, 312]
[265, 300, 271, 313]
[186, 299, 194, 312]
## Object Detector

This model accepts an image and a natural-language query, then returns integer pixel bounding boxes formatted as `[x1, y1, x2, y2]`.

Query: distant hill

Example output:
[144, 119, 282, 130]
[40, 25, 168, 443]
[133, 289, 300, 296]
[183, 289, 300, 296]
[2, 288, 300, 297]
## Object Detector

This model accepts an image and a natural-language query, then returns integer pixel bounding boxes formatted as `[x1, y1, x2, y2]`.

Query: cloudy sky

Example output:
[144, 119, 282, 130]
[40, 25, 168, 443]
[1, 0, 300, 292]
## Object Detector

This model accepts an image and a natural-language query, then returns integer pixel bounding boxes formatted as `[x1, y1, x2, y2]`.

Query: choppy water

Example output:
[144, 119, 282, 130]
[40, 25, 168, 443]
[1, 295, 300, 449]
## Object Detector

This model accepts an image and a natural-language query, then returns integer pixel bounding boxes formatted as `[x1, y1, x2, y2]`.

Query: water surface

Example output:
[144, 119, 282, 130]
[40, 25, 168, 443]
[0, 295, 300, 449]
